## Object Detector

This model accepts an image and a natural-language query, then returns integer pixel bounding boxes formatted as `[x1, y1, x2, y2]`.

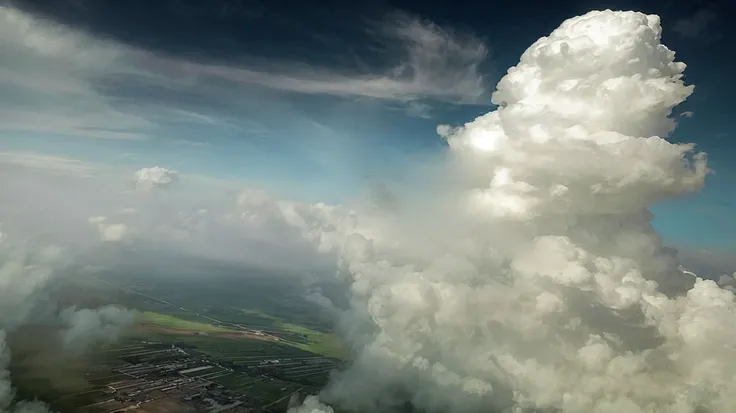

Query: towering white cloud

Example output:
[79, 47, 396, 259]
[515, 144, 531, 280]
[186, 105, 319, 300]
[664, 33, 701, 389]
[285, 10, 732, 413]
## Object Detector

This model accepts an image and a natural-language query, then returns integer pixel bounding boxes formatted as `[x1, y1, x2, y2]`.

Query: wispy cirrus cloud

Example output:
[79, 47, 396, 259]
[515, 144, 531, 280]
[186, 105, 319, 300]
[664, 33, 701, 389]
[0, 6, 152, 139]
[673, 8, 721, 40]
[0, 4, 490, 142]
[0, 151, 103, 177]
[174, 12, 490, 103]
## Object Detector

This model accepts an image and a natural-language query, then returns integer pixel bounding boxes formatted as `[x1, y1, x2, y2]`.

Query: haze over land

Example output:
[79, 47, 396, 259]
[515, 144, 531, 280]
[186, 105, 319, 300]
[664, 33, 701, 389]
[1, 1, 735, 413]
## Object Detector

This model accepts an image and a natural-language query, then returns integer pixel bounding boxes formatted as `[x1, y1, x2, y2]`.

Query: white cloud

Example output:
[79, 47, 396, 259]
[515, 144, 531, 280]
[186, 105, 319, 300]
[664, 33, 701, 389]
[88, 216, 129, 242]
[221, 17, 484, 103]
[0, 151, 102, 177]
[0, 159, 333, 275]
[185, 12, 490, 103]
[680, 110, 695, 118]
[674, 247, 736, 279]
[59, 305, 137, 351]
[133, 166, 180, 191]
[288, 396, 333, 413]
[404, 101, 433, 119]
[100, 222, 129, 242]
[119, 13, 490, 109]
[276, 10, 736, 413]
[718, 273, 735, 287]
[0, 6, 151, 139]
[673, 9, 719, 39]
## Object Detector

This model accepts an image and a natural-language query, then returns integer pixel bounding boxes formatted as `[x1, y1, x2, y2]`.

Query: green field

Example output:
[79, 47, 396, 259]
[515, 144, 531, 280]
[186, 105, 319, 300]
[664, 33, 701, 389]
[140, 311, 231, 332]
[10, 269, 347, 412]
[135, 308, 345, 360]
[239, 309, 346, 359]
[7, 327, 141, 413]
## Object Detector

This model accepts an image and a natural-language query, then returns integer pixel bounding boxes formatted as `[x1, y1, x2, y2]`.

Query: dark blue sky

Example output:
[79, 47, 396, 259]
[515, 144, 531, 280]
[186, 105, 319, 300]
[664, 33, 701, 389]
[2, 0, 734, 248]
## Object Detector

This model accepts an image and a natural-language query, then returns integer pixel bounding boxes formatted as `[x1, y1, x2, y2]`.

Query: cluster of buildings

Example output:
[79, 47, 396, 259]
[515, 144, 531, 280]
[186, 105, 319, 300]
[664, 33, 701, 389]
[82, 340, 343, 413]
[93, 343, 253, 412]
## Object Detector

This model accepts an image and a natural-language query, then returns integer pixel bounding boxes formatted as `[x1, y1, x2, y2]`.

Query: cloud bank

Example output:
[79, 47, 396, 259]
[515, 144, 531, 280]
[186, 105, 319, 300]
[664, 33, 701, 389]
[0, 152, 336, 277]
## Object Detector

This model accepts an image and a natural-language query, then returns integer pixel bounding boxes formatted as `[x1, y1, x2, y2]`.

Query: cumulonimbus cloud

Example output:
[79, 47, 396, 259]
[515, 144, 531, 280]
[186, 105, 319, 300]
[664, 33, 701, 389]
[277, 9, 735, 413]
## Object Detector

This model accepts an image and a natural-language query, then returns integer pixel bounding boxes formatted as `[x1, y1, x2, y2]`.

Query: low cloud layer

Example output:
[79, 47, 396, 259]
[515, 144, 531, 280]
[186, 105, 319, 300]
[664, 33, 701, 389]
[0, 154, 334, 275]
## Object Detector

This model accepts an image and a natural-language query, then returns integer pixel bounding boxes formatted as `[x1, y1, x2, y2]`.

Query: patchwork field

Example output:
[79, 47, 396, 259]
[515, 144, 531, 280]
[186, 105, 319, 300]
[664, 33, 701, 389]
[10, 269, 349, 412]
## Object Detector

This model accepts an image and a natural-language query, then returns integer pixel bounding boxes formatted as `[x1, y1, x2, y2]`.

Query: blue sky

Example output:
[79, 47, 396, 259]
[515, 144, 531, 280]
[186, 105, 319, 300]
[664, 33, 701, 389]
[0, 0, 733, 249]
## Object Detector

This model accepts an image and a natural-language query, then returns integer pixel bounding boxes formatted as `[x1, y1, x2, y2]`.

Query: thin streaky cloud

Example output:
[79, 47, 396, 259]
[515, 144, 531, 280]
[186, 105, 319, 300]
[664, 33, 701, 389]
[673, 8, 719, 39]
[0, 5, 490, 141]
[164, 12, 490, 103]
[0, 151, 104, 177]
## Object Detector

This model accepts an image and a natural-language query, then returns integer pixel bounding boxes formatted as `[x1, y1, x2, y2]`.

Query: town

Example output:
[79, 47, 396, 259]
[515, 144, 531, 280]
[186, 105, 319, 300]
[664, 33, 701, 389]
[77, 341, 341, 413]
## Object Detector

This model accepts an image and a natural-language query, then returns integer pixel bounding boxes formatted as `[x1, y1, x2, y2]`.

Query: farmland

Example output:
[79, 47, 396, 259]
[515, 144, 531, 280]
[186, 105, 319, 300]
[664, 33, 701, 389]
[7, 266, 347, 412]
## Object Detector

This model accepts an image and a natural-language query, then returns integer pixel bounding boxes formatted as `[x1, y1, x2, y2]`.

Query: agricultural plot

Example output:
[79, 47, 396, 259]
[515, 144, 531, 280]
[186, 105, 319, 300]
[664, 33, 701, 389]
[17, 271, 348, 411]
[235, 309, 346, 359]
[141, 311, 231, 333]
[211, 373, 260, 390]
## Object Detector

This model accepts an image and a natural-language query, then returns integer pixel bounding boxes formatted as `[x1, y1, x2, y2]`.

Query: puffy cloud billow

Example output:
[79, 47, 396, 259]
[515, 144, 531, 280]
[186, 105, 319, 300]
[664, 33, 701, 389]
[59, 306, 138, 352]
[133, 167, 179, 191]
[283, 10, 735, 413]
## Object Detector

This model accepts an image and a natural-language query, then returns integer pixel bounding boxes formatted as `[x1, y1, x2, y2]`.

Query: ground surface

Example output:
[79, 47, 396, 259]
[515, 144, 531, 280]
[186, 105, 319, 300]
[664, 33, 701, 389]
[8, 267, 346, 413]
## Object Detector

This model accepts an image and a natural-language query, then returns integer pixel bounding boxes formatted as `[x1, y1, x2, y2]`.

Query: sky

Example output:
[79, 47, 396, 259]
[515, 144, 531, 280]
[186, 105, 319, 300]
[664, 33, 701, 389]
[0, 0, 733, 248]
